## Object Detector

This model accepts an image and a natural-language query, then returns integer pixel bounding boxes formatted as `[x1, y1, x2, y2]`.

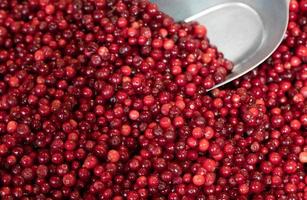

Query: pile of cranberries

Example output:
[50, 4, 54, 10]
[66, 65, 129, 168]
[0, 0, 306, 199]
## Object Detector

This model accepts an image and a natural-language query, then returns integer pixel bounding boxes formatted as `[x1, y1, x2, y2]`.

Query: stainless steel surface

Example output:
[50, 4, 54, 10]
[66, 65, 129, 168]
[150, 0, 289, 90]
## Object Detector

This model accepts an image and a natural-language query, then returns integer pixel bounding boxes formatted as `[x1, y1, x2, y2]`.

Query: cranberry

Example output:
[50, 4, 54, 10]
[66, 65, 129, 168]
[0, 0, 305, 199]
[198, 139, 210, 152]
[299, 152, 307, 163]
[193, 175, 205, 186]
[107, 150, 120, 163]
[284, 161, 298, 174]
[83, 155, 98, 169]
[62, 174, 76, 187]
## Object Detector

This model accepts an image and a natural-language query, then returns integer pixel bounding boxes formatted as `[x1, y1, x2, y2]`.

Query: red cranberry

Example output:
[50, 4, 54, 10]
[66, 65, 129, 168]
[62, 174, 76, 187]
[107, 150, 120, 163]
[0, 0, 305, 199]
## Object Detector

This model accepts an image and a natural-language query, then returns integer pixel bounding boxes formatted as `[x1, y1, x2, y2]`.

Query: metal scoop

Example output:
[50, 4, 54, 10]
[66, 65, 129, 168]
[151, 0, 290, 89]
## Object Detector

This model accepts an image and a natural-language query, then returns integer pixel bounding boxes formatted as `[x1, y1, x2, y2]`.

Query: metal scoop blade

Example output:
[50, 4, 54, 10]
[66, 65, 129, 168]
[151, 0, 289, 90]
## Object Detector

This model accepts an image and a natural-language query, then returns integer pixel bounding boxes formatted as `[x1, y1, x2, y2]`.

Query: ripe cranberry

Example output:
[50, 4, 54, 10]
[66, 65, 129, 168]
[198, 139, 209, 152]
[192, 175, 205, 186]
[62, 174, 76, 187]
[107, 150, 120, 163]
[284, 161, 297, 174]
[0, 0, 305, 199]
[83, 155, 98, 169]
[299, 152, 307, 163]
